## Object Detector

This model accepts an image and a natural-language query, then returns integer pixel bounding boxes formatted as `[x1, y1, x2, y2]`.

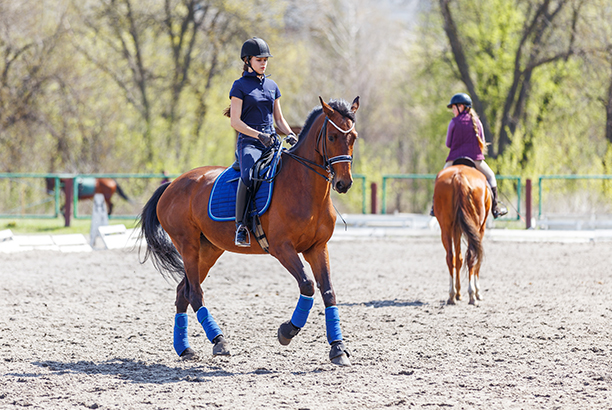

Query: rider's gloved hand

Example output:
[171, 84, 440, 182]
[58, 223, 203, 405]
[258, 132, 273, 147]
[285, 133, 298, 146]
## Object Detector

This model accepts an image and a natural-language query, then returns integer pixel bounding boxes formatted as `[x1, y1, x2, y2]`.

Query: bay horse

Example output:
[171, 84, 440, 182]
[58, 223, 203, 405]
[433, 164, 491, 306]
[139, 97, 359, 366]
[46, 177, 130, 215]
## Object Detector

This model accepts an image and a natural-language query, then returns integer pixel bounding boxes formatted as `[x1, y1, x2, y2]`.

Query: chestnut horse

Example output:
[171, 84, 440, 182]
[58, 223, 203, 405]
[46, 177, 130, 215]
[139, 97, 359, 365]
[433, 164, 491, 306]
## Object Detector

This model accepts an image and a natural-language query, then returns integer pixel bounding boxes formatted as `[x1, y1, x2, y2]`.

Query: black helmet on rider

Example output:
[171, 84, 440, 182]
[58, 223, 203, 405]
[240, 37, 273, 61]
[447, 93, 472, 108]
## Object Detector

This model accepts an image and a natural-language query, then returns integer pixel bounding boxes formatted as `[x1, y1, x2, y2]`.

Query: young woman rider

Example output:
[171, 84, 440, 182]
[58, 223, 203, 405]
[431, 93, 507, 218]
[228, 37, 297, 247]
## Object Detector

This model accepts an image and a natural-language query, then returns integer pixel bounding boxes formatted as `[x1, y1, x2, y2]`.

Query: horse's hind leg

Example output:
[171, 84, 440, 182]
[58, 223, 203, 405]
[174, 233, 228, 358]
[466, 250, 478, 306]
[440, 230, 456, 305]
[452, 230, 463, 302]
[173, 278, 197, 359]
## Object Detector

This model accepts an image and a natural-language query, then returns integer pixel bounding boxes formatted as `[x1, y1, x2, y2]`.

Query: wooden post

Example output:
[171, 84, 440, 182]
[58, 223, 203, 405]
[525, 179, 532, 229]
[64, 178, 73, 227]
[370, 182, 378, 214]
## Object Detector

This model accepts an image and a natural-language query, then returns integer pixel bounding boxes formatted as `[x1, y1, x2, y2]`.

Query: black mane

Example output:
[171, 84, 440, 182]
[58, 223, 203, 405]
[298, 99, 355, 140]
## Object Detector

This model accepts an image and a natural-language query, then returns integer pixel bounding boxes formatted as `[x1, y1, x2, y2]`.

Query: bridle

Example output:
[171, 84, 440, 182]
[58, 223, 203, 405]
[283, 115, 355, 183]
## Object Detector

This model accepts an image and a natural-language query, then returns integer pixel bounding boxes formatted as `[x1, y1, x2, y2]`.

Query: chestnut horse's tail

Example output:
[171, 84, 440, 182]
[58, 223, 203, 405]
[138, 182, 186, 283]
[453, 173, 484, 271]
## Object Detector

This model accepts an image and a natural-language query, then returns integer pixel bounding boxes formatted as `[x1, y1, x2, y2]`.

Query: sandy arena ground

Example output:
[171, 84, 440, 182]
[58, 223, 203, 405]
[1, 236, 611, 409]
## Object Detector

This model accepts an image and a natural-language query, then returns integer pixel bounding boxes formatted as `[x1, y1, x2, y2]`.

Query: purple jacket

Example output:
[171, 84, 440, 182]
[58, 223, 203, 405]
[445, 110, 485, 162]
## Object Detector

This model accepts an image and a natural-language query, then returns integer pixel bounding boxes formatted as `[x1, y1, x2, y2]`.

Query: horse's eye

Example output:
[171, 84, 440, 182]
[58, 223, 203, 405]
[328, 134, 336, 142]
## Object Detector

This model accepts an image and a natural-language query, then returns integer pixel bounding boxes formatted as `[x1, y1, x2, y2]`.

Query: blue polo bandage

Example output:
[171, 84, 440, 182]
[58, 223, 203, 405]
[196, 306, 223, 343]
[325, 306, 343, 344]
[173, 313, 191, 356]
[290, 294, 314, 328]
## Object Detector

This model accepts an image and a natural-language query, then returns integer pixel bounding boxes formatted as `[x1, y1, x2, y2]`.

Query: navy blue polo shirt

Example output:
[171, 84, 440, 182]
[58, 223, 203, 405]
[229, 71, 281, 132]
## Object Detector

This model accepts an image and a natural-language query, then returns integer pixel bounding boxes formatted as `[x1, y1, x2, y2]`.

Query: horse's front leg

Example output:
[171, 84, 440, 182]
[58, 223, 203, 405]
[273, 244, 316, 347]
[303, 244, 350, 366]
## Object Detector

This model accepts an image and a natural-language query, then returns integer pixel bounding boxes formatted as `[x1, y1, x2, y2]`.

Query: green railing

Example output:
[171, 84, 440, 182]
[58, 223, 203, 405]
[0, 173, 69, 218]
[538, 174, 612, 218]
[0, 172, 368, 220]
[381, 173, 521, 221]
[69, 173, 180, 220]
[381, 174, 435, 215]
[353, 173, 367, 214]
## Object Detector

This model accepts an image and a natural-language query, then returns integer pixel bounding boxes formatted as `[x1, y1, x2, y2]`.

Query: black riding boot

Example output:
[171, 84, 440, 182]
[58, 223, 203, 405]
[235, 180, 250, 247]
[491, 186, 508, 219]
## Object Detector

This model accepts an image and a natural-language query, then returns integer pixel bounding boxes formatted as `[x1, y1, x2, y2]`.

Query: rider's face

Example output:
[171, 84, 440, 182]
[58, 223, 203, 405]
[249, 57, 268, 75]
[451, 104, 463, 117]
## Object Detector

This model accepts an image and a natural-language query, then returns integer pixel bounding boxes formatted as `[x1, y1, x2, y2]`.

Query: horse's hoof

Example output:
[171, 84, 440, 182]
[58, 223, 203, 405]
[469, 299, 479, 306]
[447, 298, 456, 305]
[180, 347, 197, 360]
[456, 294, 462, 301]
[278, 320, 300, 346]
[212, 335, 230, 356]
[331, 353, 351, 366]
[329, 341, 351, 366]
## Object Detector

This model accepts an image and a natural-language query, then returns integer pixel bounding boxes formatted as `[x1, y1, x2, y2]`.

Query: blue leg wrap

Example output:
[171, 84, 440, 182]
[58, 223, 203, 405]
[290, 294, 314, 328]
[173, 313, 191, 356]
[325, 306, 343, 344]
[196, 306, 223, 343]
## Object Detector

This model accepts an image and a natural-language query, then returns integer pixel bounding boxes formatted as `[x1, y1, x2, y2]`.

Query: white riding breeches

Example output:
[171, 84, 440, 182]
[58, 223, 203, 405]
[444, 160, 497, 188]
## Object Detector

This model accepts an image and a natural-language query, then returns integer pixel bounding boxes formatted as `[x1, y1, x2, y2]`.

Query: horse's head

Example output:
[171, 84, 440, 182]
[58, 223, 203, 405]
[318, 96, 360, 194]
[45, 178, 55, 194]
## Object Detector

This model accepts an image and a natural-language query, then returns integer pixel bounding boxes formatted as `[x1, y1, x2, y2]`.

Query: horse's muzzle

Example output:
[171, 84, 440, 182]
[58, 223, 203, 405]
[333, 178, 353, 194]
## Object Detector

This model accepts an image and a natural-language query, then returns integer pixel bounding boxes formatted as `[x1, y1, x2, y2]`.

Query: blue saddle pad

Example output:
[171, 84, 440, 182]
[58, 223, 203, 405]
[208, 167, 275, 222]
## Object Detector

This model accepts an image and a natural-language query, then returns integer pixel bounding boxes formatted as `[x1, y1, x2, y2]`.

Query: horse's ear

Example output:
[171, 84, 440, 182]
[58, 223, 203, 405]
[351, 96, 360, 113]
[319, 96, 335, 117]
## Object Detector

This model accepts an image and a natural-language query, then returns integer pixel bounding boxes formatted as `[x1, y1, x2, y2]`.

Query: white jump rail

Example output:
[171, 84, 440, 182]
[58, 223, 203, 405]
[0, 229, 92, 253]
[98, 224, 138, 250]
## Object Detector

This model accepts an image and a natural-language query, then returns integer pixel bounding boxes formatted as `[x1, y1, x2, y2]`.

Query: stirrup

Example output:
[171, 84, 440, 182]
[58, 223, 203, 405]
[492, 203, 508, 219]
[234, 224, 251, 247]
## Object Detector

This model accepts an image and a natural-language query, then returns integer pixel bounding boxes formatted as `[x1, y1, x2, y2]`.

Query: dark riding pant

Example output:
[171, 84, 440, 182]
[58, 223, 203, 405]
[237, 132, 269, 188]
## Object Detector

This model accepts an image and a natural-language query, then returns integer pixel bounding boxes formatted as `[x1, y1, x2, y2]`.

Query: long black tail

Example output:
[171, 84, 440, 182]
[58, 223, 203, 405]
[137, 182, 185, 283]
[114, 181, 131, 202]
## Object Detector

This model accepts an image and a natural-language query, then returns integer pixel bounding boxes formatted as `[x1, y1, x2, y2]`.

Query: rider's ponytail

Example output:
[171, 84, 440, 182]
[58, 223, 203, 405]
[223, 59, 252, 118]
[466, 107, 487, 155]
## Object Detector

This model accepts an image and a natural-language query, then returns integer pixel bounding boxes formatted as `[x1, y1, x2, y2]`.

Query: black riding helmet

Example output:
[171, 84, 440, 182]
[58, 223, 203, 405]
[447, 93, 472, 108]
[240, 37, 273, 61]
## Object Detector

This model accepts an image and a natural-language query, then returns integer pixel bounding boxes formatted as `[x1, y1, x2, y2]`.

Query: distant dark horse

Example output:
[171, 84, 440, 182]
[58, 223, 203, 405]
[139, 97, 359, 365]
[46, 177, 130, 215]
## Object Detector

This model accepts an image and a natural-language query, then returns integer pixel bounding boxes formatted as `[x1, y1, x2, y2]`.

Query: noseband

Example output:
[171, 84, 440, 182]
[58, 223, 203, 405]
[284, 115, 355, 183]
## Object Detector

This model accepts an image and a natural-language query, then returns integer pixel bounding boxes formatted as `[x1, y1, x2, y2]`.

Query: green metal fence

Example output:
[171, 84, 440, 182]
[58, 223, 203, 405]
[68, 173, 180, 220]
[0, 172, 368, 220]
[538, 175, 612, 218]
[0, 173, 66, 218]
[381, 173, 522, 221]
